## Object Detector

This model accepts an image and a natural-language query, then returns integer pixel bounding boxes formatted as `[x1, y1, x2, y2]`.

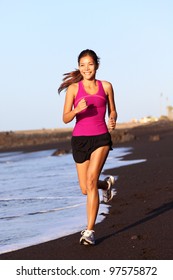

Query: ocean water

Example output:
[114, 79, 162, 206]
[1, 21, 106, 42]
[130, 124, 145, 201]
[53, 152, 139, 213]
[0, 147, 145, 254]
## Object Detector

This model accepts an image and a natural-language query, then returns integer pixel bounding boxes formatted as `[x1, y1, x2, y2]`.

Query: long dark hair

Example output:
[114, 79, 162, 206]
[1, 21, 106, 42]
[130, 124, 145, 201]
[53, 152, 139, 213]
[58, 49, 100, 94]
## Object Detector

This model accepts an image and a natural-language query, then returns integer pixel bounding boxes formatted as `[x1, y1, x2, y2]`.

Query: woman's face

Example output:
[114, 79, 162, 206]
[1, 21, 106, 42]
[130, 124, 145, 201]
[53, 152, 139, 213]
[78, 55, 98, 80]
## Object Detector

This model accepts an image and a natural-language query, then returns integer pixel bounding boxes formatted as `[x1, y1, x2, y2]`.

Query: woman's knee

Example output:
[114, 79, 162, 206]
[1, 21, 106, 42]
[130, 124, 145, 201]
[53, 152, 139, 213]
[79, 182, 87, 195]
[81, 189, 87, 195]
[86, 174, 97, 191]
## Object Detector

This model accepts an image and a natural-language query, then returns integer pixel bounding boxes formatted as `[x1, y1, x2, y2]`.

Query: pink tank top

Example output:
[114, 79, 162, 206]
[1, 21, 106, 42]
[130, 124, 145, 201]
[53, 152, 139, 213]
[72, 80, 108, 136]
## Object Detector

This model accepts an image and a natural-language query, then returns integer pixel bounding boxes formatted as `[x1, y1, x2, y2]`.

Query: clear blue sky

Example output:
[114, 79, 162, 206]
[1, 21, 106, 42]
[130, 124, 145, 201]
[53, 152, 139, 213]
[0, 0, 173, 131]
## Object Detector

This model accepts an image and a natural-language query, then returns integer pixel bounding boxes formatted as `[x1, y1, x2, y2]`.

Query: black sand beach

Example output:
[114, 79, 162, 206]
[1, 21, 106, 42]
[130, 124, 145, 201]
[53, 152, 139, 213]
[0, 120, 173, 260]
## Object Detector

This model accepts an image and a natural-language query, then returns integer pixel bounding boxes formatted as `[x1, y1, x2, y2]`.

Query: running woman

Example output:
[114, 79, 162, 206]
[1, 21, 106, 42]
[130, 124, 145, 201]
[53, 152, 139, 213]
[58, 49, 117, 245]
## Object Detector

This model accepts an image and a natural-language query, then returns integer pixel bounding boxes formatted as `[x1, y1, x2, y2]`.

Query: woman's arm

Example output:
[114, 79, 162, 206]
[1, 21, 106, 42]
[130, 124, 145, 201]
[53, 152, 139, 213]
[102, 81, 118, 131]
[63, 83, 88, 124]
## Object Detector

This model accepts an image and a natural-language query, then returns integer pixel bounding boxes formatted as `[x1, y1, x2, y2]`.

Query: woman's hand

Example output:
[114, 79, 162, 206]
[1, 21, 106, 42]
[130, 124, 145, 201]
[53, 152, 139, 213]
[108, 117, 116, 132]
[63, 85, 88, 123]
[76, 98, 88, 113]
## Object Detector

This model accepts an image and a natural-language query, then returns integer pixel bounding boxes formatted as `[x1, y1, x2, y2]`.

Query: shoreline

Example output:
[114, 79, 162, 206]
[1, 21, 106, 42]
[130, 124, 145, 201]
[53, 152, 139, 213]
[0, 120, 171, 155]
[0, 147, 141, 256]
[0, 120, 173, 259]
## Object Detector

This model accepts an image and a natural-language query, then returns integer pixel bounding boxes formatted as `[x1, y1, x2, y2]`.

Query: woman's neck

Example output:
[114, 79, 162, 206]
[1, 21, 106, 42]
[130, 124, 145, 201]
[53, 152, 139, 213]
[82, 78, 97, 88]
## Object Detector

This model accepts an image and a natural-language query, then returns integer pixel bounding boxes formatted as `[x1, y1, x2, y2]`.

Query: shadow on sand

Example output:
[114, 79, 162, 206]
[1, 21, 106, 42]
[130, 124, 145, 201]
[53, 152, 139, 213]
[97, 200, 173, 244]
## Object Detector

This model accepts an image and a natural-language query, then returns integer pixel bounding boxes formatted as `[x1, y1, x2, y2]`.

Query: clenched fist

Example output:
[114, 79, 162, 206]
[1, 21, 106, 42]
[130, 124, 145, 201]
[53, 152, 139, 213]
[108, 117, 116, 132]
[76, 98, 88, 113]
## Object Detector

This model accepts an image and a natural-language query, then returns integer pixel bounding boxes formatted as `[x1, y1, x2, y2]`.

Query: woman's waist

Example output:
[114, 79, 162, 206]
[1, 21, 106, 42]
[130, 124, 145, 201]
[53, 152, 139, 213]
[72, 120, 108, 136]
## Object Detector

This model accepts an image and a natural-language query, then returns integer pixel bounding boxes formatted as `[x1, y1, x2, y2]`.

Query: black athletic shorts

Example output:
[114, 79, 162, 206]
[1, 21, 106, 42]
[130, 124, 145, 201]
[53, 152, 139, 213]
[71, 132, 113, 163]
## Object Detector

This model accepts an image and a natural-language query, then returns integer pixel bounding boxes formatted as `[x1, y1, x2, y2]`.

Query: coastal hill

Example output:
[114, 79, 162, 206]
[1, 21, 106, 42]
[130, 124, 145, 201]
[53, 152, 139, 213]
[0, 120, 172, 153]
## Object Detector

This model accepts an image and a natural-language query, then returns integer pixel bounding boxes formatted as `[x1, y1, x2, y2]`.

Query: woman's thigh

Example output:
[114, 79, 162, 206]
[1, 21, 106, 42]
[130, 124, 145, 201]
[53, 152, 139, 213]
[76, 146, 110, 194]
[88, 146, 110, 180]
[76, 160, 89, 195]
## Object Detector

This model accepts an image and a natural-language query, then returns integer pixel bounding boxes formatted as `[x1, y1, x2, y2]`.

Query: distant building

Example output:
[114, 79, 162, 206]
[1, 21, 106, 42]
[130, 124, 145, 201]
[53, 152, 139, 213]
[167, 106, 173, 120]
[140, 116, 158, 123]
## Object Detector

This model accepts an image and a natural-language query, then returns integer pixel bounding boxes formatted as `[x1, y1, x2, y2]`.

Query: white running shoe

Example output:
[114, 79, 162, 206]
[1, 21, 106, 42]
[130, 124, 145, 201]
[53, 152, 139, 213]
[102, 176, 115, 203]
[80, 230, 95, 245]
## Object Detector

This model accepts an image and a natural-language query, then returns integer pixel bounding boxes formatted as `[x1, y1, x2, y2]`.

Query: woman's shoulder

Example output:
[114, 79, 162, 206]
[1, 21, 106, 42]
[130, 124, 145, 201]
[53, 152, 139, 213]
[67, 83, 79, 96]
[100, 80, 113, 92]
[68, 82, 78, 90]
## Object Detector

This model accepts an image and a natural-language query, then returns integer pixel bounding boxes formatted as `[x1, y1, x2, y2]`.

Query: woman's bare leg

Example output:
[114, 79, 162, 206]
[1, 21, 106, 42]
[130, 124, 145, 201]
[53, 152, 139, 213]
[76, 146, 110, 230]
[76, 161, 108, 193]
[86, 146, 109, 230]
[75, 160, 89, 195]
